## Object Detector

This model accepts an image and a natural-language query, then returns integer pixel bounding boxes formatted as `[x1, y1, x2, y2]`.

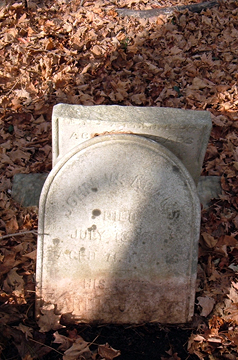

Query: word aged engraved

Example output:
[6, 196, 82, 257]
[70, 132, 90, 140]
[47, 243, 96, 263]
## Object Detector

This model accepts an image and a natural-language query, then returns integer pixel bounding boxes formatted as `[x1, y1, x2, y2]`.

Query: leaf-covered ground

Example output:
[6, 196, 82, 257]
[0, 0, 238, 359]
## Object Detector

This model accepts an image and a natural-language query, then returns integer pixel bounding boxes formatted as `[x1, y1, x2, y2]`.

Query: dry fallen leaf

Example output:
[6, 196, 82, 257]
[53, 331, 72, 351]
[63, 337, 91, 360]
[197, 296, 215, 317]
[13, 323, 33, 339]
[0, 0, 238, 359]
[5, 216, 19, 234]
[201, 232, 218, 248]
[98, 343, 121, 360]
[38, 308, 63, 333]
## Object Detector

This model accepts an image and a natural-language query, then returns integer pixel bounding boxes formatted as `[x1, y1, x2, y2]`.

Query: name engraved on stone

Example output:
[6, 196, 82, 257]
[36, 134, 201, 324]
[52, 104, 212, 184]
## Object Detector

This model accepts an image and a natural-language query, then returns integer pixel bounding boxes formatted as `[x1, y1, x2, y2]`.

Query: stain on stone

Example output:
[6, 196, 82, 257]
[53, 238, 60, 245]
[88, 225, 97, 231]
[92, 209, 101, 216]
[92, 209, 101, 219]
[91, 188, 98, 192]
[172, 166, 180, 173]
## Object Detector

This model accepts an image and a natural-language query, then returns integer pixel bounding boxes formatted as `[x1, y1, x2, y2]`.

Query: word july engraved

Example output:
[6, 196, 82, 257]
[70, 227, 105, 241]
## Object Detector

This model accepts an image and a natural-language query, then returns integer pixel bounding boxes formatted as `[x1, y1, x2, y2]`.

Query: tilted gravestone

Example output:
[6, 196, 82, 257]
[36, 105, 212, 326]
[52, 104, 211, 184]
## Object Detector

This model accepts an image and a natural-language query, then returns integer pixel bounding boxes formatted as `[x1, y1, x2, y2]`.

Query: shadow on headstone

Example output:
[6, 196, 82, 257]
[11, 173, 221, 210]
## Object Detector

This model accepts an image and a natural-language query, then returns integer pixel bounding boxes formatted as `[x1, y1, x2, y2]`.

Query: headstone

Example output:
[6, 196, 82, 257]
[52, 104, 212, 184]
[36, 134, 201, 324]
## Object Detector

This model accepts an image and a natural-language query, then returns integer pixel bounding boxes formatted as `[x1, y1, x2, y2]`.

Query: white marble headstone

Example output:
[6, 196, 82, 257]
[36, 134, 201, 324]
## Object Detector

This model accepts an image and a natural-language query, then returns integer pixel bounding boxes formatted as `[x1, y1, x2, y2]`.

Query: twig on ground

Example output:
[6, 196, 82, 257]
[29, 338, 64, 356]
[0, 230, 38, 240]
[88, 334, 100, 347]
[6, 79, 20, 96]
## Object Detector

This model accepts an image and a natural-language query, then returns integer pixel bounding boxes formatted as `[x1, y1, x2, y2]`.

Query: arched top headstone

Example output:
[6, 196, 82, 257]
[36, 134, 200, 326]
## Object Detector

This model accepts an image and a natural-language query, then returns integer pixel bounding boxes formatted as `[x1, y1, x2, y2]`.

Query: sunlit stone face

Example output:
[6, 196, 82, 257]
[36, 134, 200, 324]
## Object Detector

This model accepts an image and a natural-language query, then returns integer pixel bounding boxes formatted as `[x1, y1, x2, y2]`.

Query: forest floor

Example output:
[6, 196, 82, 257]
[0, 0, 238, 359]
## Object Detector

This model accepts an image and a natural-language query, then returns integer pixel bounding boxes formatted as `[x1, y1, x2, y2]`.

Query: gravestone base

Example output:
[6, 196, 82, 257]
[39, 276, 193, 324]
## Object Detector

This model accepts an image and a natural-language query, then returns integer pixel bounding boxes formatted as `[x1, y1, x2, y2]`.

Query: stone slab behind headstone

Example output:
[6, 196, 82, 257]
[36, 134, 200, 325]
[12, 173, 221, 209]
[11, 173, 48, 207]
[52, 104, 212, 184]
[197, 176, 221, 208]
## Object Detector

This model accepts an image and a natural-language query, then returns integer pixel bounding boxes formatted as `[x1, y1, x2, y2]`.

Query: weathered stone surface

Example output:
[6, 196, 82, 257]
[52, 104, 212, 184]
[11, 173, 48, 207]
[12, 173, 221, 208]
[36, 134, 200, 324]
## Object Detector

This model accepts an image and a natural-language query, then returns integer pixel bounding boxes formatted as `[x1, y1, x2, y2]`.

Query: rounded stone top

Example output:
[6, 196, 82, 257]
[39, 134, 201, 254]
[44, 133, 198, 188]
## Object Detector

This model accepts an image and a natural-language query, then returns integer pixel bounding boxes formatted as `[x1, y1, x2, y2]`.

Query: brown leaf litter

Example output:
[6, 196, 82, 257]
[0, 0, 238, 358]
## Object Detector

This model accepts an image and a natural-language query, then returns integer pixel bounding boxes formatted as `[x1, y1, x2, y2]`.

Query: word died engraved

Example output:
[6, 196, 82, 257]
[103, 210, 137, 223]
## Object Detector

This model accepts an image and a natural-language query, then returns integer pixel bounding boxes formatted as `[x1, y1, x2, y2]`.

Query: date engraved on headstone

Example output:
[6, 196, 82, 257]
[36, 134, 201, 324]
